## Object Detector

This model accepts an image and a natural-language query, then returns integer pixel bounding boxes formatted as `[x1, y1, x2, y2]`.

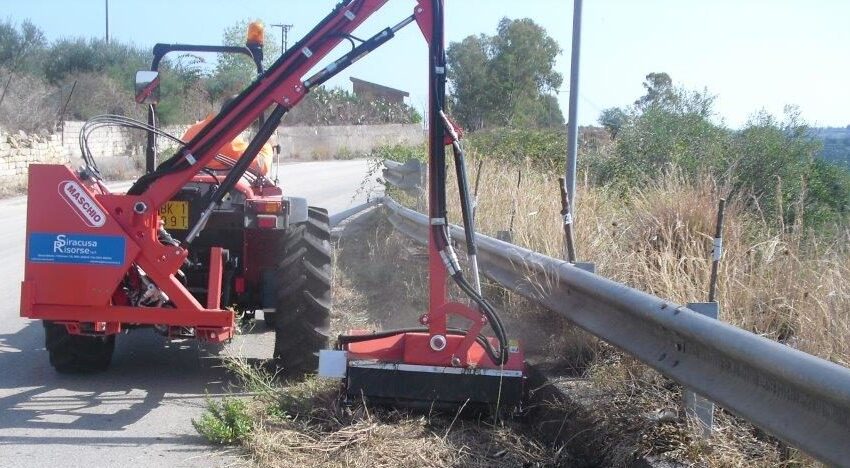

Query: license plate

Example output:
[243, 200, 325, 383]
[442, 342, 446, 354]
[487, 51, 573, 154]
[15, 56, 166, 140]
[159, 201, 189, 230]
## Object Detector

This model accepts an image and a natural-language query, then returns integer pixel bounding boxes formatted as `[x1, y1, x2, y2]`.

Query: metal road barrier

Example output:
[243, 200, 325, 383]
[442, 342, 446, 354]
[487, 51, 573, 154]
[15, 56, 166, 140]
[382, 159, 424, 194]
[329, 198, 382, 227]
[381, 194, 850, 466]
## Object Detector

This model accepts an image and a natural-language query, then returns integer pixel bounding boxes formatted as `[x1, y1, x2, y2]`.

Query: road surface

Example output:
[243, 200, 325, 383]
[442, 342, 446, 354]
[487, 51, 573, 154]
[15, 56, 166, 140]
[0, 160, 381, 467]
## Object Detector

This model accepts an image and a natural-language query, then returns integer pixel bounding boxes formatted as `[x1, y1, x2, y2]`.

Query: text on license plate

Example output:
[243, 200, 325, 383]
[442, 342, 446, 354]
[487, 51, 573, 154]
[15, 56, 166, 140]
[159, 201, 189, 230]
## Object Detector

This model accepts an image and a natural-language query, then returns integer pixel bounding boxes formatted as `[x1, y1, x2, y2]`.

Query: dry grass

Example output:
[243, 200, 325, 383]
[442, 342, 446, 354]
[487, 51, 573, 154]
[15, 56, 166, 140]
[226, 211, 560, 467]
[432, 157, 847, 466]
[460, 159, 850, 366]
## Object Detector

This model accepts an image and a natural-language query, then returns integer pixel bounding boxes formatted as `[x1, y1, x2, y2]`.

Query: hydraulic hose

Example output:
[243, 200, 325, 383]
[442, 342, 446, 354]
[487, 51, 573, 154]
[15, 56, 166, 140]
[79, 115, 254, 184]
[425, 0, 509, 365]
[442, 112, 481, 293]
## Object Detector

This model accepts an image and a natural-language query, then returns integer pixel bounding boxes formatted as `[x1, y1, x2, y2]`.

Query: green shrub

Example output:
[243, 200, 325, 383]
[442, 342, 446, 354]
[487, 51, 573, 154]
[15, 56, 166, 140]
[806, 158, 850, 227]
[465, 127, 565, 171]
[610, 89, 730, 187]
[192, 397, 253, 445]
[368, 143, 426, 163]
[729, 109, 821, 227]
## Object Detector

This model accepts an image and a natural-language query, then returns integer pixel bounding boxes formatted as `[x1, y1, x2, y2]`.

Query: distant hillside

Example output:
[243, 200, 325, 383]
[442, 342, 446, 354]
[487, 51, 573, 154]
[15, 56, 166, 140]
[812, 126, 850, 168]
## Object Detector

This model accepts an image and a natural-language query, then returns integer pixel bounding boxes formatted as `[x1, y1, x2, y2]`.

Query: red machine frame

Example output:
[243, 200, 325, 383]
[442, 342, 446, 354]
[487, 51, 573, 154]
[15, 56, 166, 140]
[23, 0, 524, 394]
[22, 0, 412, 342]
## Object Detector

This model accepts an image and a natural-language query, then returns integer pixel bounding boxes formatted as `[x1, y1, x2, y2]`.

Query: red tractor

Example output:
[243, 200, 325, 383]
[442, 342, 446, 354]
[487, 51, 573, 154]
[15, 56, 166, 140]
[26, 23, 332, 374]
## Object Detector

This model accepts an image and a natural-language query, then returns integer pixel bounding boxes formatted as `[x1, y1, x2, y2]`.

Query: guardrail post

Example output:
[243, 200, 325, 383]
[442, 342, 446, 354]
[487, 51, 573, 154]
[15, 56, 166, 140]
[683, 301, 718, 437]
[496, 168, 523, 243]
[682, 199, 726, 437]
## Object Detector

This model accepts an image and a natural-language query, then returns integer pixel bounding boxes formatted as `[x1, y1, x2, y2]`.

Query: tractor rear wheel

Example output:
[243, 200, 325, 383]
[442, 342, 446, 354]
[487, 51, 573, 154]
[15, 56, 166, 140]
[43, 321, 115, 373]
[273, 206, 332, 375]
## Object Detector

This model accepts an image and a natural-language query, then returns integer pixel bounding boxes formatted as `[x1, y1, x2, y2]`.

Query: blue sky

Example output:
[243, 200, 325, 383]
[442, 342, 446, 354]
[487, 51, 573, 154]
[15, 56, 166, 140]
[3, 0, 849, 127]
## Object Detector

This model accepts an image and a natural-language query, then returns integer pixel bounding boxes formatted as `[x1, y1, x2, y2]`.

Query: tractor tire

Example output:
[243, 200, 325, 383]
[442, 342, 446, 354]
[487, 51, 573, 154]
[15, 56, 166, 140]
[43, 321, 115, 373]
[273, 206, 332, 375]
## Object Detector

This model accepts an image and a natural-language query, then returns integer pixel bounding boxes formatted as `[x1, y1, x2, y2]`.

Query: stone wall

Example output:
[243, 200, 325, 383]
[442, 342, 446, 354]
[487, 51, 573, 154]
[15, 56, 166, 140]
[0, 121, 424, 192]
[0, 129, 71, 192]
[277, 123, 423, 159]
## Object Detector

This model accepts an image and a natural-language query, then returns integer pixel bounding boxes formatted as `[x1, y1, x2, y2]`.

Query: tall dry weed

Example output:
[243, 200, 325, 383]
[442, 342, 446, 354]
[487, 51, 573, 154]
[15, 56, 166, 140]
[444, 159, 850, 367]
[431, 159, 846, 465]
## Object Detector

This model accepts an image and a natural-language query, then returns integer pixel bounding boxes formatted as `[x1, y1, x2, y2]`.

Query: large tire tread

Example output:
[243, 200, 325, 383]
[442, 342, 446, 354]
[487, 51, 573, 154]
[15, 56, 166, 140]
[273, 206, 332, 376]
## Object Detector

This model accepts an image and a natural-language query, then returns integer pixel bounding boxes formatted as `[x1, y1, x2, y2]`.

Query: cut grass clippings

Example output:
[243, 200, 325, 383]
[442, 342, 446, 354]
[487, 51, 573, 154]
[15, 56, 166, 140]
[195, 210, 562, 467]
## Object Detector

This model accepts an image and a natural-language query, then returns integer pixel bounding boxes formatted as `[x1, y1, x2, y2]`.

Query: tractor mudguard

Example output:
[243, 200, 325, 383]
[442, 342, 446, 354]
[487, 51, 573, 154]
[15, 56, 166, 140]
[284, 196, 308, 225]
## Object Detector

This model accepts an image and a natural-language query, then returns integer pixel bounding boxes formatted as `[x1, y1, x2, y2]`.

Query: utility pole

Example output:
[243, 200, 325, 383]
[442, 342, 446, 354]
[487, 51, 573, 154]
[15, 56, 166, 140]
[270, 23, 293, 52]
[105, 0, 110, 44]
[565, 0, 582, 211]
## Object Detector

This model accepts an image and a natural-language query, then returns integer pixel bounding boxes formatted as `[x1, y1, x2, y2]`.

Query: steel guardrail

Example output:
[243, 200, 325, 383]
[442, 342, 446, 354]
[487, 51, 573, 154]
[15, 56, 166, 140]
[381, 194, 850, 466]
[382, 159, 424, 194]
[329, 198, 382, 227]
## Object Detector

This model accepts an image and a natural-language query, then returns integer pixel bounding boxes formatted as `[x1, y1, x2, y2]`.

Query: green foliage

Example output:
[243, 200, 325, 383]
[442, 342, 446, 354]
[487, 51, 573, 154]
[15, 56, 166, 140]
[192, 397, 253, 445]
[43, 38, 147, 86]
[447, 17, 563, 130]
[219, 20, 280, 71]
[609, 90, 729, 186]
[375, 69, 850, 230]
[598, 107, 627, 138]
[446, 34, 491, 130]
[634, 72, 677, 111]
[465, 127, 565, 171]
[730, 108, 819, 226]
[368, 143, 427, 164]
[603, 74, 848, 229]
[201, 20, 282, 105]
[0, 19, 46, 74]
[806, 158, 850, 226]
[0, 15, 423, 131]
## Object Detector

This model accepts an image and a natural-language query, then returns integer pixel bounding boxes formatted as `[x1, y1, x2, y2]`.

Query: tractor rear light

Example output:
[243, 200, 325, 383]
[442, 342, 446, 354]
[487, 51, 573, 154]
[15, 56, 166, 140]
[257, 214, 278, 229]
[249, 200, 282, 213]
[235, 277, 246, 294]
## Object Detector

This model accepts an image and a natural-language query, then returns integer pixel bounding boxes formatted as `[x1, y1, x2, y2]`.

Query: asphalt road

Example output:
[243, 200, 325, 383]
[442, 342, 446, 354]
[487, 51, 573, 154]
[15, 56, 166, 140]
[0, 160, 381, 467]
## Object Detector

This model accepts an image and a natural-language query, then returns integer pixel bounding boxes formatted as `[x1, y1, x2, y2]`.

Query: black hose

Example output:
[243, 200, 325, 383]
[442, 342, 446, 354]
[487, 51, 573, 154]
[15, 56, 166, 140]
[79, 115, 256, 185]
[450, 140, 476, 255]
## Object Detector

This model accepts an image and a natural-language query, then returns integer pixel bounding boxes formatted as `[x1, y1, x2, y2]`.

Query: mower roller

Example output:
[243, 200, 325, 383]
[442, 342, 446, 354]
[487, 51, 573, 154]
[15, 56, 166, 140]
[21, 0, 525, 409]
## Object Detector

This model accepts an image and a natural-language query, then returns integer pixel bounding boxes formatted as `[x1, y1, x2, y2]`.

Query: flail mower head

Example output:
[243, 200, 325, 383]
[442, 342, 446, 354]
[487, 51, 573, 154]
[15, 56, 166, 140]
[318, 0, 526, 411]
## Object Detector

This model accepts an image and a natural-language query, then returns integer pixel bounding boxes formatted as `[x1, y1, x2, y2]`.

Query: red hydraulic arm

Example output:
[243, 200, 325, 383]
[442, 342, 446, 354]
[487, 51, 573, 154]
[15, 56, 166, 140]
[130, 0, 421, 208]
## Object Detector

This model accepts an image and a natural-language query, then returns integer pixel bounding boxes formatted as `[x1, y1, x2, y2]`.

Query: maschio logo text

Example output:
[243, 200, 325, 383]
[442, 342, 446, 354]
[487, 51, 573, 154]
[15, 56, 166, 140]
[58, 180, 106, 228]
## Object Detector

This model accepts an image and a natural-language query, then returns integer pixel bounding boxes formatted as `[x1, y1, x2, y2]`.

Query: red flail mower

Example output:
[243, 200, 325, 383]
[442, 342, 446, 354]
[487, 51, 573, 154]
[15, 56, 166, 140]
[21, 0, 525, 410]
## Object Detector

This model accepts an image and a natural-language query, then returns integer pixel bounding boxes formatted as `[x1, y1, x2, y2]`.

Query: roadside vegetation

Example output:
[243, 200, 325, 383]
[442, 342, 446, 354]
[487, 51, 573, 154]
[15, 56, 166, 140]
[0, 19, 419, 135]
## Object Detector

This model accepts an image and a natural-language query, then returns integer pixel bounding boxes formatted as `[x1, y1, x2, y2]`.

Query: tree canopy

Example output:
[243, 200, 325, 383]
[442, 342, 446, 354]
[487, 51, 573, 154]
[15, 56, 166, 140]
[447, 17, 564, 131]
[0, 18, 420, 132]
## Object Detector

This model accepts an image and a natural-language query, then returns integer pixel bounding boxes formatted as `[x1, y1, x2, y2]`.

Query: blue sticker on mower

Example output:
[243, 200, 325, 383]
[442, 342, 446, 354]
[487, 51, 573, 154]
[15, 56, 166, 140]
[28, 233, 125, 266]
